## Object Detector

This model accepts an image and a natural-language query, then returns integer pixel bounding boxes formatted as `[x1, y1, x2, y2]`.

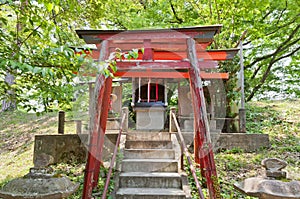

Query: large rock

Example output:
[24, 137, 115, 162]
[234, 177, 300, 199]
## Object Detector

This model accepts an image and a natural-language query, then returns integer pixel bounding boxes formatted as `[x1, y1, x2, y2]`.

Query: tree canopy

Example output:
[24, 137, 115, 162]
[1, 0, 299, 112]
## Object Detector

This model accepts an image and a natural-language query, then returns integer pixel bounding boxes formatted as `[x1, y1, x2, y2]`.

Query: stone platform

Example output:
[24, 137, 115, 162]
[33, 133, 119, 167]
[181, 132, 270, 152]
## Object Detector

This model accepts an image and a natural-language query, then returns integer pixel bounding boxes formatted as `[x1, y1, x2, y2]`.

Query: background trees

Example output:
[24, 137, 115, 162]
[1, 0, 299, 113]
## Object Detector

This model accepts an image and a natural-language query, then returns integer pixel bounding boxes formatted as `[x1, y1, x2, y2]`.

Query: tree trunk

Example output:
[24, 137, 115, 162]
[1, 73, 16, 111]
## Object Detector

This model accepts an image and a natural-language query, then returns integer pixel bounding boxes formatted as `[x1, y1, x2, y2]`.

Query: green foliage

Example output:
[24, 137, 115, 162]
[0, 0, 91, 112]
[91, 0, 299, 102]
[1, 0, 299, 113]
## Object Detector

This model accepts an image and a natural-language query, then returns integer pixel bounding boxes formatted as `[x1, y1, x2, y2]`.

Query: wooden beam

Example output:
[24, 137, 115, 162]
[116, 61, 191, 69]
[93, 77, 112, 187]
[107, 41, 210, 52]
[114, 71, 189, 79]
[82, 40, 109, 199]
[115, 61, 218, 69]
[113, 70, 228, 79]
[89, 49, 237, 61]
[76, 25, 222, 44]
[142, 39, 153, 60]
[151, 49, 238, 61]
[187, 38, 220, 199]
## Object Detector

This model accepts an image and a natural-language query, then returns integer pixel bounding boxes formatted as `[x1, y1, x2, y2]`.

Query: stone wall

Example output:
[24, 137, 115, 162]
[182, 132, 270, 152]
[33, 134, 118, 167]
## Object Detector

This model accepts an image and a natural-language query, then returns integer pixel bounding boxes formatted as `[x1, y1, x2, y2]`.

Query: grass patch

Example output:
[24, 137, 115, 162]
[0, 110, 80, 182]
[186, 100, 300, 198]
[0, 100, 299, 198]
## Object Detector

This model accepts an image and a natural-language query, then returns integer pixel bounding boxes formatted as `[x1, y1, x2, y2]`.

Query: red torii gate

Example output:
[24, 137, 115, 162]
[76, 25, 238, 199]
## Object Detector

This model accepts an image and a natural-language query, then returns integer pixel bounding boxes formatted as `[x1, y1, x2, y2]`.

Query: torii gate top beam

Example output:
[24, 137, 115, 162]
[76, 25, 238, 80]
[76, 25, 222, 44]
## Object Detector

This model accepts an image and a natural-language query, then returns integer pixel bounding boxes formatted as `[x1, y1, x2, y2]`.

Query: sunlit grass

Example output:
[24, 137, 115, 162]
[188, 100, 300, 198]
[0, 110, 80, 182]
[0, 100, 299, 198]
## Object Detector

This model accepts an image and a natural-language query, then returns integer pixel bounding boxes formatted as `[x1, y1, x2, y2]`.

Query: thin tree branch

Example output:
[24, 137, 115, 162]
[275, 0, 287, 26]
[246, 23, 300, 70]
[261, 10, 272, 21]
[234, 30, 248, 48]
[209, 0, 212, 18]
[246, 46, 300, 101]
[169, 0, 183, 23]
[20, 11, 62, 49]
[52, 9, 63, 45]
[272, 46, 300, 65]
[266, 13, 300, 36]
[214, 0, 220, 23]
[250, 37, 300, 79]
[188, 0, 207, 23]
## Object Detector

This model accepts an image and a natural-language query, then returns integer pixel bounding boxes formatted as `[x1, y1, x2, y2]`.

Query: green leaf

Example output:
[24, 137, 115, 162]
[110, 62, 117, 73]
[54, 5, 60, 14]
[45, 3, 54, 12]
[33, 67, 42, 74]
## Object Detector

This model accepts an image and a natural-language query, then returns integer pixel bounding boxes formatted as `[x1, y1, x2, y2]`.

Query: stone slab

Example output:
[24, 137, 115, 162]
[119, 172, 182, 188]
[216, 133, 270, 152]
[261, 158, 288, 171]
[124, 149, 175, 159]
[126, 132, 171, 141]
[116, 188, 186, 199]
[125, 140, 173, 149]
[0, 176, 79, 199]
[182, 132, 270, 152]
[121, 159, 178, 172]
[33, 134, 119, 166]
[34, 134, 88, 167]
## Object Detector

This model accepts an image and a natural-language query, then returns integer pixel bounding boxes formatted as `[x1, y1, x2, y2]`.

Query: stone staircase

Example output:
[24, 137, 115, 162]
[116, 131, 191, 199]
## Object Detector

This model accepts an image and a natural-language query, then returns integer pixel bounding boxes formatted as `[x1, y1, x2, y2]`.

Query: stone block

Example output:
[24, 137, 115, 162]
[34, 134, 88, 167]
[34, 134, 119, 166]
[181, 133, 270, 153]
[135, 107, 166, 130]
[215, 133, 270, 152]
[266, 170, 287, 179]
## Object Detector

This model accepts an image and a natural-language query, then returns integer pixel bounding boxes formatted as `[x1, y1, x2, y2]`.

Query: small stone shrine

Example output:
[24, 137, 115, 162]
[261, 158, 288, 179]
[0, 168, 79, 199]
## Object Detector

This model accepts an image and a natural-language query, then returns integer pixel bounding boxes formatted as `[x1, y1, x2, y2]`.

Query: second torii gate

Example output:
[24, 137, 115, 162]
[76, 25, 238, 199]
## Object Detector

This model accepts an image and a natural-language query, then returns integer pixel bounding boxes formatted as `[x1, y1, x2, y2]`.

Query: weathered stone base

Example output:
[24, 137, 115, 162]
[33, 133, 118, 167]
[182, 132, 270, 152]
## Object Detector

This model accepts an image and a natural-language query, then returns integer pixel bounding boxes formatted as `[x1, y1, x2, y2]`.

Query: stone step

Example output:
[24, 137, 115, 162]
[121, 159, 178, 172]
[119, 172, 182, 189]
[125, 140, 172, 149]
[126, 132, 171, 141]
[116, 188, 187, 199]
[124, 149, 175, 159]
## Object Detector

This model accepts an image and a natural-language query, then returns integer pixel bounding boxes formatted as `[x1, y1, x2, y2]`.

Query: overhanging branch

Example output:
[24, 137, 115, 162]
[246, 23, 300, 70]
[246, 46, 300, 101]
[250, 37, 300, 79]
[169, 0, 183, 23]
